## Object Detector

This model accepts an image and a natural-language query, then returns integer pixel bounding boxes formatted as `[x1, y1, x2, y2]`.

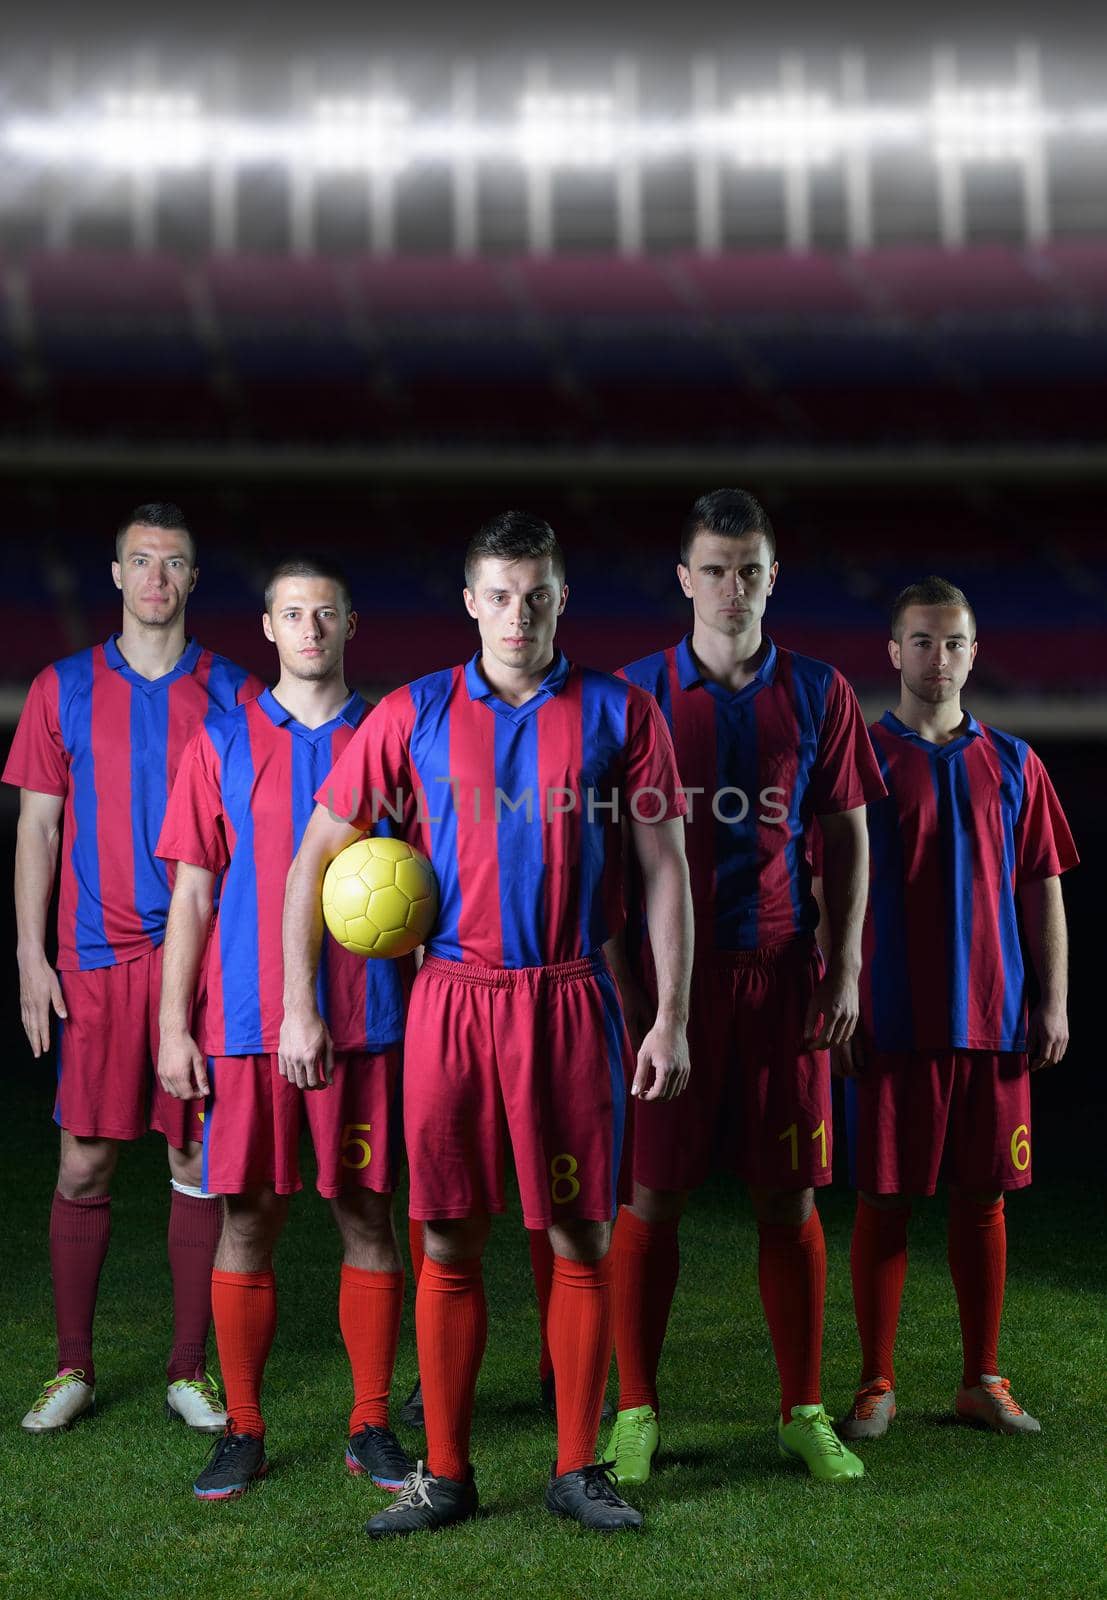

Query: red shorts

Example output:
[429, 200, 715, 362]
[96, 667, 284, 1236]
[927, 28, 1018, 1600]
[846, 1049, 1033, 1196]
[55, 948, 203, 1150]
[404, 953, 632, 1231]
[200, 1050, 402, 1198]
[631, 940, 832, 1192]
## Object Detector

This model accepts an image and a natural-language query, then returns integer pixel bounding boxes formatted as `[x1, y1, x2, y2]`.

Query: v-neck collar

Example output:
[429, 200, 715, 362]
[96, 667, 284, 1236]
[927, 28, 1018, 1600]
[257, 686, 365, 739]
[676, 633, 778, 704]
[104, 634, 202, 692]
[464, 649, 571, 722]
[880, 708, 983, 757]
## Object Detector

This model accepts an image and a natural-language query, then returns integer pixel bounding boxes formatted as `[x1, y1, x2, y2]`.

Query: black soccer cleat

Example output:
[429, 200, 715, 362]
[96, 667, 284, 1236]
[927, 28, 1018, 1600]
[193, 1427, 269, 1501]
[365, 1459, 479, 1539]
[346, 1424, 415, 1490]
[545, 1461, 644, 1532]
[540, 1371, 614, 1422]
[399, 1377, 425, 1430]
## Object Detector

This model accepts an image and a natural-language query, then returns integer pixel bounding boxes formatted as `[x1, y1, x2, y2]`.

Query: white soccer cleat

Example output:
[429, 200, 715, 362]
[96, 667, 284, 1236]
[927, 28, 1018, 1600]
[955, 1376, 1041, 1435]
[165, 1373, 228, 1433]
[21, 1370, 95, 1433]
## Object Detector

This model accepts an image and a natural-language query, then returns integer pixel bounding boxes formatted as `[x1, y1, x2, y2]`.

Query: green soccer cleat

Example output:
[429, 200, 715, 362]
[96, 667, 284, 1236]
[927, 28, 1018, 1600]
[777, 1404, 865, 1483]
[601, 1404, 660, 1486]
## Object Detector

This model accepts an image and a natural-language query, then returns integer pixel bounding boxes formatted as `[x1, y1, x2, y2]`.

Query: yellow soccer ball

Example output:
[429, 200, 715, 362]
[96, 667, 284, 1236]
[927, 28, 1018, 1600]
[321, 836, 438, 959]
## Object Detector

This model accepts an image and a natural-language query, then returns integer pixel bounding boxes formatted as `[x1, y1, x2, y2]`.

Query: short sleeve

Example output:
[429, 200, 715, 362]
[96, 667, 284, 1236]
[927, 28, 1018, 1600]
[2, 669, 69, 797]
[809, 674, 887, 816]
[622, 687, 688, 824]
[237, 672, 267, 704]
[156, 729, 230, 874]
[315, 694, 415, 834]
[1014, 748, 1079, 883]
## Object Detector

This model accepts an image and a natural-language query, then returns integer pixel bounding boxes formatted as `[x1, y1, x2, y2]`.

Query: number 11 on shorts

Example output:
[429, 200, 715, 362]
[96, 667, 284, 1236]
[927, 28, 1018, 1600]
[778, 1120, 828, 1172]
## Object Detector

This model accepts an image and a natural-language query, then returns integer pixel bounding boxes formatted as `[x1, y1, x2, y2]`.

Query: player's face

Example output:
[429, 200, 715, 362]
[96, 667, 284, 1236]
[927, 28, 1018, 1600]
[112, 525, 197, 628]
[677, 531, 778, 637]
[464, 556, 568, 675]
[890, 604, 977, 703]
[262, 577, 356, 681]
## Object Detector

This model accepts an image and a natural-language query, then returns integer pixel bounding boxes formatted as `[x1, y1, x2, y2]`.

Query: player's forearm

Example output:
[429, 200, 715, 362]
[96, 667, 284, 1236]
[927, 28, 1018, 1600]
[159, 870, 213, 1037]
[1018, 875, 1068, 1007]
[14, 812, 59, 965]
[639, 837, 692, 1024]
[817, 809, 868, 976]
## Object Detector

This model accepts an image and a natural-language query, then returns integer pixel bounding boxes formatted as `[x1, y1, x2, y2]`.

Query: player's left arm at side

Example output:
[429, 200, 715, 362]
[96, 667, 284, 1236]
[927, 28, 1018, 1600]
[158, 862, 215, 1099]
[628, 815, 692, 1103]
[1017, 875, 1069, 1070]
[279, 802, 361, 1090]
[808, 806, 868, 1051]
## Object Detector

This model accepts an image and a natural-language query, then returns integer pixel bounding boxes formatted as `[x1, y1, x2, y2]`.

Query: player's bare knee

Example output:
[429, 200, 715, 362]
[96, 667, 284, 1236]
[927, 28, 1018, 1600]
[630, 1184, 687, 1225]
[331, 1187, 400, 1267]
[547, 1217, 611, 1263]
[57, 1133, 118, 1197]
[750, 1185, 815, 1226]
[424, 1215, 490, 1265]
[219, 1189, 287, 1263]
[166, 1139, 203, 1190]
[951, 1185, 1004, 1208]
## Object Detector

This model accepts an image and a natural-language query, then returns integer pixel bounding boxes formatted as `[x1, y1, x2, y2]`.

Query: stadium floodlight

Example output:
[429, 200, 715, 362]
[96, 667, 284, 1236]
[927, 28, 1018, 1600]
[308, 95, 412, 173]
[721, 93, 840, 169]
[930, 85, 1046, 164]
[517, 92, 618, 169]
[7, 90, 207, 170]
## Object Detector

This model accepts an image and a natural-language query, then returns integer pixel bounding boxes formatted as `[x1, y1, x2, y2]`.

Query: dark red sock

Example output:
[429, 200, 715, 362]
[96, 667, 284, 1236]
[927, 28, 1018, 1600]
[548, 1254, 613, 1475]
[210, 1269, 277, 1437]
[50, 1190, 111, 1386]
[948, 1194, 1007, 1386]
[850, 1197, 910, 1387]
[340, 1264, 404, 1432]
[166, 1189, 222, 1383]
[757, 1210, 827, 1418]
[527, 1229, 555, 1381]
[610, 1207, 680, 1412]
[408, 1218, 425, 1286]
[416, 1257, 486, 1482]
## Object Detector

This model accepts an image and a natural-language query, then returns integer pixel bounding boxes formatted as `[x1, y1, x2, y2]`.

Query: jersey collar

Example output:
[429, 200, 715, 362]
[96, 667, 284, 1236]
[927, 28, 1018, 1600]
[257, 686, 366, 736]
[879, 709, 983, 755]
[104, 634, 203, 690]
[464, 649, 571, 716]
[675, 633, 778, 698]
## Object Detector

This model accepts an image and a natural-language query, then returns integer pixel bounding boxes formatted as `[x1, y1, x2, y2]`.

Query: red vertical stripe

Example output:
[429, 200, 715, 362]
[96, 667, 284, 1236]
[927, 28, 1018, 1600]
[90, 650, 136, 962]
[963, 737, 1007, 1045]
[43, 669, 80, 967]
[538, 670, 584, 961]
[883, 729, 948, 1045]
[668, 649, 719, 946]
[753, 652, 802, 946]
[451, 672, 504, 966]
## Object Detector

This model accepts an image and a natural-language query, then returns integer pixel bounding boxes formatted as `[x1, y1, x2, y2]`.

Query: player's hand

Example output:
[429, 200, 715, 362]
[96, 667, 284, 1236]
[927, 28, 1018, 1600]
[804, 963, 860, 1050]
[831, 1029, 866, 1079]
[18, 951, 67, 1058]
[1026, 1000, 1068, 1071]
[278, 1007, 334, 1091]
[157, 1032, 209, 1099]
[632, 1017, 690, 1102]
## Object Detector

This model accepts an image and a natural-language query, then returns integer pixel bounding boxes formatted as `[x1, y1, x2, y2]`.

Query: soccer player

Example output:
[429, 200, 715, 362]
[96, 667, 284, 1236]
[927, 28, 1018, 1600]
[5, 503, 262, 1433]
[601, 488, 886, 1485]
[281, 511, 693, 1536]
[155, 557, 411, 1501]
[831, 577, 1077, 1440]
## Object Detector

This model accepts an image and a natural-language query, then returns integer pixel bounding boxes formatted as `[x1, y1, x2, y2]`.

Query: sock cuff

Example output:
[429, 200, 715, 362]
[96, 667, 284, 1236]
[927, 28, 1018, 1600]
[857, 1195, 912, 1230]
[551, 1253, 610, 1286]
[211, 1268, 275, 1290]
[169, 1179, 214, 1201]
[421, 1255, 483, 1283]
[340, 1263, 404, 1289]
[54, 1189, 111, 1210]
[759, 1209, 823, 1247]
[617, 1207, 679, 1246]
[949, 1194, 1005, 1224]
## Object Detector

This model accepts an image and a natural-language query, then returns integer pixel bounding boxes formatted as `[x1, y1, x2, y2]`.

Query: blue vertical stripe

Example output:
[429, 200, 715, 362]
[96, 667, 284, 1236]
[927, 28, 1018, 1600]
[201, 1061, 215, 1193]
[214, 723, 264, 1045]
[291, 728, 328, 1018]
[55, 652, 110, 968]
[408, 672, 463, 961]
[782, 655, 830, 937]
[937, 753, 974, 1047]
[868, 745, 913, 1053]
[990, 736, 1029, 1047]
[205, 654, 252, 719]
[596, 963, 628, 1218]
[132, 685, 171, 938]
[713, 695, 760, 949]
[578, 673, 618, 957]
[494, 713, 544, 968]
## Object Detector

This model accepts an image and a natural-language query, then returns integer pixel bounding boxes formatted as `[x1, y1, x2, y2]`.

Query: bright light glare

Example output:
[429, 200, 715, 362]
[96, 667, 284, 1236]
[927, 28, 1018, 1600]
[9, 90, 205, 170]
[930, 86, 1046, 163]
[309, 96, 411, 172]
[517, 92, 618, 168]
[724, 93, 837, 168]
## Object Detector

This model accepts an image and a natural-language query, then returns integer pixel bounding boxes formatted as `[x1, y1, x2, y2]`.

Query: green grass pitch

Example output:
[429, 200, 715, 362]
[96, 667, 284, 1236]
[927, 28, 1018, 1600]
[1, 1076, 1103, 1600]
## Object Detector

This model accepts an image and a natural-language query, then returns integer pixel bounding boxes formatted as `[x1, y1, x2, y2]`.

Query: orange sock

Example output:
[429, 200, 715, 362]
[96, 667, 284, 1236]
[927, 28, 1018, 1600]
[548, 1255, 613, 1475]
[850, 1197, 910, 1386]
[408, 1218, 425, 1286]
[339, 1264, 404, 1433]
[527, 1229, 555, 1381]
[757, 1211, 826, 1418]
[210, 1269, 276, 1438]
[948, 1194, 1006, 1386]
[610, 1207, 680, 1412]
[416, 1257, 486, 1482]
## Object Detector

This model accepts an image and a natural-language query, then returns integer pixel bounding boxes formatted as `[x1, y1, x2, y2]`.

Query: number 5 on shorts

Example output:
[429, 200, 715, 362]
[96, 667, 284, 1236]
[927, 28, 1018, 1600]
[341, 1122, 372, 1170]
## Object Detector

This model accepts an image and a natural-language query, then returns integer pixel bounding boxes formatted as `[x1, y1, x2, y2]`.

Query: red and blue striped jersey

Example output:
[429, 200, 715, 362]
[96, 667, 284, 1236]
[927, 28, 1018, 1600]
[316, 652, 686, 970]
[862, 712, 1078, 1053]
[619, 636, 885, 952]
[3, 636, 262, 972]
[157, 689, 405, 1057]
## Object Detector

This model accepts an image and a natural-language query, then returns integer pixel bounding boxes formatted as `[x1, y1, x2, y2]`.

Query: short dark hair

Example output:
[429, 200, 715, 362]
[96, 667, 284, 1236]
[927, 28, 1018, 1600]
[464, 510, 565, 590]
[115, 502, 196, 565]
[680, 488, 776, 566]
[890, 576, 976, 642]
[264, 555, 354, 614]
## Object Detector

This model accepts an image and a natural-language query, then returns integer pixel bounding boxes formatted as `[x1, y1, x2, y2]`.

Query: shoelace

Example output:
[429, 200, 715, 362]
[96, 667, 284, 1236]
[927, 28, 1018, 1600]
[612, 1413, 654, 1452]
[854, 1381, 892, 1420]
[389, 1461, 437, 1512]
[353, 1425, 410, 1474]
[177, 1372, 222, 1404]
[983, 1378, 1024, 1416]
[30, 1370, 87, 1413]
[579, 1462, 624, 1504]
[793, 1409, 848, 1457]
[202, 1421, 259, 1470]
